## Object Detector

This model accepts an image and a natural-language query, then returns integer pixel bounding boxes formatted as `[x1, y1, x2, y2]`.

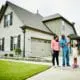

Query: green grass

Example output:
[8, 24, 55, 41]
[0, 60, 50, 80]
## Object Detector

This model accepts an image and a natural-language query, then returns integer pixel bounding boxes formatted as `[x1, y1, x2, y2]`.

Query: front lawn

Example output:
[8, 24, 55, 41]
[0, 60, 50, 80]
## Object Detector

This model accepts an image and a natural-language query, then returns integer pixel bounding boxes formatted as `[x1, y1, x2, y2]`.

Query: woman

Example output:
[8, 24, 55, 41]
[51, 35, 60, 67]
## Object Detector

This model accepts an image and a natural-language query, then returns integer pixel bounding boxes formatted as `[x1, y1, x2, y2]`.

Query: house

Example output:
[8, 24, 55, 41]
[0, 1, 76, 57]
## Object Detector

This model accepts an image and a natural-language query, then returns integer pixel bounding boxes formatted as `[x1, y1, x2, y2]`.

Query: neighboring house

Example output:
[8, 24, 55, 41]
[0, 1, 76, 57]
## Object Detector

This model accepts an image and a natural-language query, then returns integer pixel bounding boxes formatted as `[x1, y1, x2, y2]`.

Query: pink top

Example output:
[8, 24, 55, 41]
[51, 39, 60, 51]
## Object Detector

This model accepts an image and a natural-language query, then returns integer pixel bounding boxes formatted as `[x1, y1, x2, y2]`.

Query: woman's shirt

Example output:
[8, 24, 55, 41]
[51, 39, 60, 51]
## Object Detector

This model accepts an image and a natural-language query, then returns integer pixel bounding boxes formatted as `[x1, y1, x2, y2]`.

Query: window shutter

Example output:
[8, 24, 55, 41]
[0, 45, 1, 51]
[2, 38, 4, 51]
[17, 35, 21, 48]
[10, 12, 13, 25]
[4, 15, 6, 27]
[10, 36, 13, 51]
[0, 40, 1, 50]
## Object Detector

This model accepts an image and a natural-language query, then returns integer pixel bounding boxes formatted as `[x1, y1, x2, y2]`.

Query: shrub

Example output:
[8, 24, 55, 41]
[4, 54, 8, 57]
[9, 54, 14, 57]
[14, 48, 21, 56]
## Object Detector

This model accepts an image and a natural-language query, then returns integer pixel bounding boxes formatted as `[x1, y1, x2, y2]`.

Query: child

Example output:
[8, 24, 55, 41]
[72, 40, 79, 68]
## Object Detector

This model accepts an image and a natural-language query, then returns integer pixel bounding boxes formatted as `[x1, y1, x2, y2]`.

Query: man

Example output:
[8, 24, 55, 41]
[60, 35, 70, 67]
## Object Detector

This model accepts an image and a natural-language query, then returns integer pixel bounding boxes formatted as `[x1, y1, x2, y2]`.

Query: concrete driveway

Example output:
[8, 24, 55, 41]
[27, 57, 80, 80]
[27, 66, 80, 80]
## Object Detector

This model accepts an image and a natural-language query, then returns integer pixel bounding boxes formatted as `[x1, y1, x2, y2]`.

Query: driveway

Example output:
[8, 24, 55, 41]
[27, 66, 80, 80]
[27, 57, 80, 80]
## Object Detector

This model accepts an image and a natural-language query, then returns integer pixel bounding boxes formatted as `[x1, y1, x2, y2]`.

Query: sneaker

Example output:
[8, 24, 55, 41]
[67, 65, 70, 67]
[53, 65, 56, 68]
[62, 65, 65, 67]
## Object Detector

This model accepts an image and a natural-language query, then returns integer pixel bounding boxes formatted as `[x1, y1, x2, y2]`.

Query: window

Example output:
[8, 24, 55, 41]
[10, 35, 21, 51]
[0, 38, 5, 51]
[62, 21, 65, 31]
[13, 37, 17, 49]
[4, 12, 13, 27]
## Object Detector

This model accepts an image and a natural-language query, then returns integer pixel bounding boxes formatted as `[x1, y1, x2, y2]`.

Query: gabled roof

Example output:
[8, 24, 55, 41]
[43, 13, 61, 21]
[0, 1, 52, 34]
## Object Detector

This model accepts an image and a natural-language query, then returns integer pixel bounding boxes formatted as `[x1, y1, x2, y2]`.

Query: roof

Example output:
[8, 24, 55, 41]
[0, 1, 52, 34]
[69, 34, 80, 40]
[42, 13, 73, 26]
[43, 13, 61, 21]
[0, 1, 77, 35]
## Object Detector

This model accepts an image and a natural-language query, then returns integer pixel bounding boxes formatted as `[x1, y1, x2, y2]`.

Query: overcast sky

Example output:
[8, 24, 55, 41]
[0, 0, 80, 35]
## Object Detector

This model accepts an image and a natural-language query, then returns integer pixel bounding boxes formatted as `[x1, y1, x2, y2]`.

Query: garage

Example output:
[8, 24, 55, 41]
[31, 38, 51, 57]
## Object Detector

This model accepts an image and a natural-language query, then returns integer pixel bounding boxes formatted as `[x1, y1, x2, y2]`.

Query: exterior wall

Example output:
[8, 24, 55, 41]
[44, 19, 75, 37]
[0, 6, 53, 57]
[45, 19, 62, 36]
[0, 6, 24, 55]
[25, 29, 53, 57]
[61, 20, 75, 36]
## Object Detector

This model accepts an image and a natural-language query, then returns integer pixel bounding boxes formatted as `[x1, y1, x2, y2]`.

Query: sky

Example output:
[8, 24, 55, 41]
[0, 0, 80, 35]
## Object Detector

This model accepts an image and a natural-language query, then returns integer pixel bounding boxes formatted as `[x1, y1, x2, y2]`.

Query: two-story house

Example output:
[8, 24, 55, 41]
[0, 1, 76, 57]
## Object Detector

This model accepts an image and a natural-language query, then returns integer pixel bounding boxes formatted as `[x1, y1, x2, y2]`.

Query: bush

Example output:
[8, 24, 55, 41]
[9, 54, 14, 57]
[14, 48, 21, 56]
[4, 54, 8, 57]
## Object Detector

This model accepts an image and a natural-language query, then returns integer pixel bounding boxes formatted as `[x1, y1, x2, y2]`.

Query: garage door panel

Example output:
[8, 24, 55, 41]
[31, 38, 51, 57]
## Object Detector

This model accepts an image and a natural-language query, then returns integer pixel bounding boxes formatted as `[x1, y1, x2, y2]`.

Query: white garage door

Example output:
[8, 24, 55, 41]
[31, 38, 51, 57]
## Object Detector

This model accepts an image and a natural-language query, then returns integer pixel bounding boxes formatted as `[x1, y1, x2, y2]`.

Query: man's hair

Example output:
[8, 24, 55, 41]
[61, 35, 65, 39]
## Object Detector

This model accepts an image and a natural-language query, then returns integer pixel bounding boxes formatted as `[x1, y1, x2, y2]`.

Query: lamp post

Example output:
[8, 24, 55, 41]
[20, 25, 26, 57]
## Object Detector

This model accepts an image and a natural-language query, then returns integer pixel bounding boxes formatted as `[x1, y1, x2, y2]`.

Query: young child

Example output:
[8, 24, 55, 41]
[72, 40, 79, 68]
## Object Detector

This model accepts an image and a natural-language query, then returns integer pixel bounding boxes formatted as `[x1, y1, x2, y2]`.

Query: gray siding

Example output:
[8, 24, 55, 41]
[44, 19, 62, 36]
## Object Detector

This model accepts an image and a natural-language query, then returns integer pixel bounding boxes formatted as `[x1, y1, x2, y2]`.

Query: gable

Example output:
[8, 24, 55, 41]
[0, 5, 23, 28]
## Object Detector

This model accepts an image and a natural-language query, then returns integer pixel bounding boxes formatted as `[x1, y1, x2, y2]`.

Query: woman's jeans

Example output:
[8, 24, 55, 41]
[52, 50, 59, 66]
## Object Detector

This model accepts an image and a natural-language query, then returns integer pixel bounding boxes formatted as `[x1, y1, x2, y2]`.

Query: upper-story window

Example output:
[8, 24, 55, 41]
[4, 12, 13, 27]
[62, 21, 65, 31]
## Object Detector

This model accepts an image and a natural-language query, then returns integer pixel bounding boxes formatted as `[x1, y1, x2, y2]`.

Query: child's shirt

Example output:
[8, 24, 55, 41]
[72, 47, 78, 58]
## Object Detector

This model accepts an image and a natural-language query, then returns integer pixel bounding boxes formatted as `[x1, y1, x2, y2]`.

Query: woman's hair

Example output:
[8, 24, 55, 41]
[54, 35, 58, 39]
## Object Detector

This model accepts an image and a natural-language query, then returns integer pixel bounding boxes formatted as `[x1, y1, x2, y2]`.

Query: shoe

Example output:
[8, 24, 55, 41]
[67, 65, 70, 67]
[62, 65, 65, 67]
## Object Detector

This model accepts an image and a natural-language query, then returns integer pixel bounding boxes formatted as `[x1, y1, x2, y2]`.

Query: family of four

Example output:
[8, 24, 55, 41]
[51, 35, 78, 68]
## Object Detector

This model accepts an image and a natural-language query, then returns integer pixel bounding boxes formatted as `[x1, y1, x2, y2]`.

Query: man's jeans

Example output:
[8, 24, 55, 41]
[62, 49, 70, 66]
